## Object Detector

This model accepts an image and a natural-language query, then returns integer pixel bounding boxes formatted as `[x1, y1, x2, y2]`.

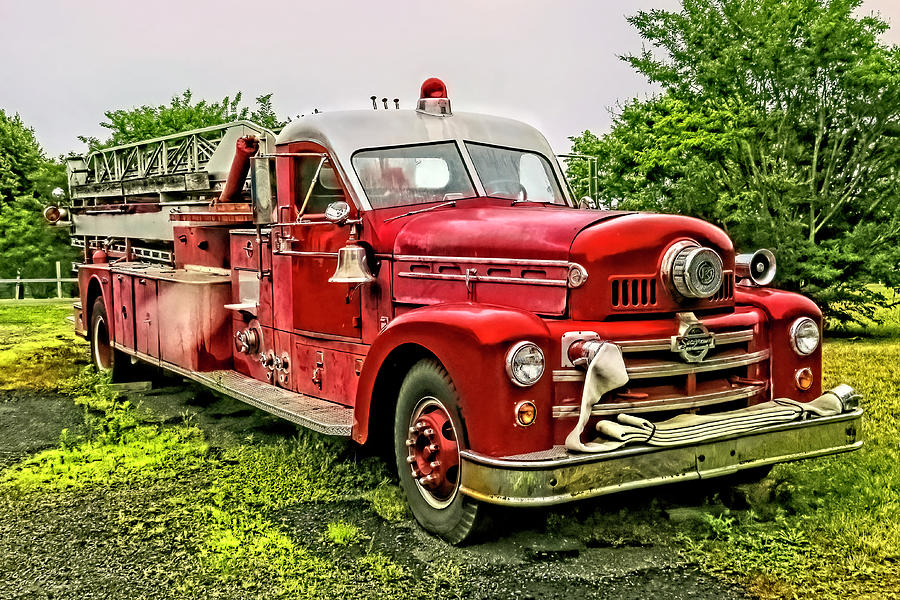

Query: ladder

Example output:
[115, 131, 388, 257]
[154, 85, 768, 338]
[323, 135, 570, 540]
[65, 121, 277, 252]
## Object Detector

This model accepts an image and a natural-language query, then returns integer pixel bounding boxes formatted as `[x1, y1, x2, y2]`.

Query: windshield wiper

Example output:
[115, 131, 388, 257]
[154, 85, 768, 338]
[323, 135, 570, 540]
[511, 199, 554, 206]
[383, 201, 456, 223]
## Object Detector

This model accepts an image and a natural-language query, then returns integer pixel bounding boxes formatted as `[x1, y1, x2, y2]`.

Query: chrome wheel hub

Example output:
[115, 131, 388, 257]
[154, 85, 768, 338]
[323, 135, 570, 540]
[406, 396, 460, 509]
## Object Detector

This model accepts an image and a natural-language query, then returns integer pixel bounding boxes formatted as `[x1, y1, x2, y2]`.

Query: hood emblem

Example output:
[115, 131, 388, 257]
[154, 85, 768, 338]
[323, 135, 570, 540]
[671, 312, 715, 363]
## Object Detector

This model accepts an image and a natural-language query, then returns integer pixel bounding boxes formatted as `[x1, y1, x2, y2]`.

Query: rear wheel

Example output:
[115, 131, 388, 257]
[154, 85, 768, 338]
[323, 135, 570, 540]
[394, 359, 485, 544]
[90, 298, 130, 380]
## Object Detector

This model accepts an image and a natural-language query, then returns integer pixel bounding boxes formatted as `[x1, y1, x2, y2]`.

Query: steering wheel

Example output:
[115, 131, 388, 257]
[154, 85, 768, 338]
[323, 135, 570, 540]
[486, 180, 528, 202]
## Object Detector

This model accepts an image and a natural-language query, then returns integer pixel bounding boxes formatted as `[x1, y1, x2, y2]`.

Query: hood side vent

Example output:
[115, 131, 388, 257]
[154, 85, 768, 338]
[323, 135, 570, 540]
[610, 271, 733, 311]
[611, 276, 658, 308]
[711, 272, 734, 302]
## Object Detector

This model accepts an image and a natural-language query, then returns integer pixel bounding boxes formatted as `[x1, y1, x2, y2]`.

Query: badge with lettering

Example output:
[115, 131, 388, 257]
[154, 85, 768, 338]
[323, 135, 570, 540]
[671, 313, 715, 363]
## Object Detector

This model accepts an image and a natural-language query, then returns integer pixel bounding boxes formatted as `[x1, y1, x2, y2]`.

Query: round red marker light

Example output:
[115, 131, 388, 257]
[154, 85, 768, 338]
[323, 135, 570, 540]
[515, 401, 536, 427]
[795, 367, 814, 391]
[420, 77, 448, 99]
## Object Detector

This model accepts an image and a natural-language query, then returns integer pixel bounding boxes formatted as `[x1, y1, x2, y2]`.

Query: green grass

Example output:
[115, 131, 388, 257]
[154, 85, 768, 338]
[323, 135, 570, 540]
[680, 306, 900, 598]
[2, 302, 898, 598]
[0, 303, 459, 598]
[0, 302, 87, 390]
[326, 521, 362, 545]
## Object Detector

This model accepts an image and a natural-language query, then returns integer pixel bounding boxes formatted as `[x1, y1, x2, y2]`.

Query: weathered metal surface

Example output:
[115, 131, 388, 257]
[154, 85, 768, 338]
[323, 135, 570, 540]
[458, 409, 862, 506]
[165, 363, 353, 436]
[69, 100, 848, 497]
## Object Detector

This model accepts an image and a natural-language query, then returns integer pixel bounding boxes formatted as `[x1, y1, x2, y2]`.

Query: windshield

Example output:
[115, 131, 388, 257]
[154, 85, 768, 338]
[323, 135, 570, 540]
[465, 142, 566, 204]
[352, 142, 477, 209]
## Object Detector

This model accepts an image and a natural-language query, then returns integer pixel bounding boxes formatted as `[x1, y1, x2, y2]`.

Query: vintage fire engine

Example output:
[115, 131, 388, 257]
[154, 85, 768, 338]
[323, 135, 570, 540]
[51, 79, 862, 543]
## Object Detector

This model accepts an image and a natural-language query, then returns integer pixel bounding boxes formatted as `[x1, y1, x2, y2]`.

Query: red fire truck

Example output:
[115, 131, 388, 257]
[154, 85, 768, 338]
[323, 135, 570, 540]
[52, 79, 862, 543]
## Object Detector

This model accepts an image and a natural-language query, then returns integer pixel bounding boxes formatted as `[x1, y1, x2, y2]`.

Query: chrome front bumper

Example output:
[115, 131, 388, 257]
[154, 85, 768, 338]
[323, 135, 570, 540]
[459, 407, 863, 507]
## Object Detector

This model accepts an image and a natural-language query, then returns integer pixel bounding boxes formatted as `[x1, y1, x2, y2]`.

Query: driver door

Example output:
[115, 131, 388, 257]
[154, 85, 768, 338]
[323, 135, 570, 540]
[272, 151, 361, 340]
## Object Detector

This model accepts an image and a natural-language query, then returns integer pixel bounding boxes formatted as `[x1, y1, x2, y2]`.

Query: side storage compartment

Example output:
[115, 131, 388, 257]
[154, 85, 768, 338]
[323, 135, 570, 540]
[134, 276, 159, 358]
[112, 272, 134, 350]
[293, 342, 364, 406]
[158, 276, 233, 371]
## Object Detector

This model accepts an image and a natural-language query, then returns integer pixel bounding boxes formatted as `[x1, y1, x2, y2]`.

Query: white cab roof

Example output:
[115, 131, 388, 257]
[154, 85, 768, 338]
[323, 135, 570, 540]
[275, 110, 569, 209]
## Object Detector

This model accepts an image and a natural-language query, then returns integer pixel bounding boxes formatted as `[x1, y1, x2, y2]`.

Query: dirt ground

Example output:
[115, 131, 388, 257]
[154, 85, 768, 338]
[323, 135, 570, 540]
[0, 382, 751, 599]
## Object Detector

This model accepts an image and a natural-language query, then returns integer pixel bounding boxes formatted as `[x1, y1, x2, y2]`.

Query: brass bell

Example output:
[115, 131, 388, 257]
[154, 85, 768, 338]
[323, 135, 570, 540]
[329, 242, 375, 284]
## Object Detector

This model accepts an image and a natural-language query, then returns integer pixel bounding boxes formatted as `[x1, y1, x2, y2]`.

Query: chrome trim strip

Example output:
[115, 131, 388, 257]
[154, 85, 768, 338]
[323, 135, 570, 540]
[272, 250, 339, 259]
[395, 254, 572, 268]
[552, 384, 767, 418]
[616, 329, 753, 353]
[627, 348, 769, 379]
[398, 271, 567, 287]
[552, 348, 769, 382]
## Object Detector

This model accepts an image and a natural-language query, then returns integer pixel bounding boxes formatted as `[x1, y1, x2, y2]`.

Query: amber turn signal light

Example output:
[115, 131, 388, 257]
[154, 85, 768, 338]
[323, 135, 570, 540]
[795, 367, 814, 391]
[515, 401, 536, 426]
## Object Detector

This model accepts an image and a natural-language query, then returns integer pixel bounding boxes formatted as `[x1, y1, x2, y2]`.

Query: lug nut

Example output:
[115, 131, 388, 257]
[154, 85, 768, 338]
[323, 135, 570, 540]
[408, 427, 417, 435]
[415, 421, 426, 432]
[405, 439, 415, 447]
[427, 443, 438, 454]
[422, 428, 434, 436]
[429, 460, 441, 468]
[405, 455, 416, 464]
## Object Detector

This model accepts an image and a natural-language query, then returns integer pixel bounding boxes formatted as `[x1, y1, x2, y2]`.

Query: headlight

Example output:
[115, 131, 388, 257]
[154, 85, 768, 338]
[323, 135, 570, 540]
[790, 317, 820, 356]
[505, 341, 545, 387]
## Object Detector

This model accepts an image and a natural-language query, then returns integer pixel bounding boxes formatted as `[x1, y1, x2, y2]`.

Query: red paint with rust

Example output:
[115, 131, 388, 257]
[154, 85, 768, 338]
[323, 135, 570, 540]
[75, 103, 827, 467]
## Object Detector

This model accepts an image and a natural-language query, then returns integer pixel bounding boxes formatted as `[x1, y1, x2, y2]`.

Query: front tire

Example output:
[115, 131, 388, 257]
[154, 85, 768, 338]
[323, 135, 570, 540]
[394, 359, 484, 544]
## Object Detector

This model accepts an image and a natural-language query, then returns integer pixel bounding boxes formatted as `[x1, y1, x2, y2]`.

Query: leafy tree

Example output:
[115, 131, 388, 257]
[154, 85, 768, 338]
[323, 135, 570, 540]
[570, 0, 900, 325]
[0, 110, 75, 296]
[79, 89, 286, 150]
[0, 109, 46, 205]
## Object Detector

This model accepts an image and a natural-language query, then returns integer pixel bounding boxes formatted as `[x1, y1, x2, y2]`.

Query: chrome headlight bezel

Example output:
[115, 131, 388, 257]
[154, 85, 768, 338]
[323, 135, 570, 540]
[790, 317, 820, 356]
[505, 341, 545, 387]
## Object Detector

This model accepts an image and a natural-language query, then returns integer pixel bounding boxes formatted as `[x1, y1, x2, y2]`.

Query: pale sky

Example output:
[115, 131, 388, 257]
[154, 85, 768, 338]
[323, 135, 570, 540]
[2, 0, 898, 157]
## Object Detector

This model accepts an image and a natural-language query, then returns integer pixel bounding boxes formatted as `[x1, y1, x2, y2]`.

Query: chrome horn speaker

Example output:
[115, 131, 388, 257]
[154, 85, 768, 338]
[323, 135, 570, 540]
[329, 226, 375, 284]
[735, 249, 776, 286]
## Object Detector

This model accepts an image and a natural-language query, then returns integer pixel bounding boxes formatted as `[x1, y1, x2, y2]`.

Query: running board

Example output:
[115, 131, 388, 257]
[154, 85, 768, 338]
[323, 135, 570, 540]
[115, 345, 354, 436]
[170, 365, 353, 436]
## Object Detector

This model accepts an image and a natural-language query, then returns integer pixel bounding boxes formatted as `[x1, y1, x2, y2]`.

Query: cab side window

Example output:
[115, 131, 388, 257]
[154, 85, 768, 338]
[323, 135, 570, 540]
[295, 158, 346, 215]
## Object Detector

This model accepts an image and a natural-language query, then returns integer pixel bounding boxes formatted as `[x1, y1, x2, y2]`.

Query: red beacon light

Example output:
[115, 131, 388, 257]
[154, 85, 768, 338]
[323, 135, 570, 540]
[416, 77, 452, 116]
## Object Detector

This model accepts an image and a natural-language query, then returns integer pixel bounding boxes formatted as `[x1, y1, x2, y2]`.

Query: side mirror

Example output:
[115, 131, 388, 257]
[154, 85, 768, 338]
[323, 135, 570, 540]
[250, 157, 277, 225]
[578, 196, 597, 210]
[324, 201, 351, 225]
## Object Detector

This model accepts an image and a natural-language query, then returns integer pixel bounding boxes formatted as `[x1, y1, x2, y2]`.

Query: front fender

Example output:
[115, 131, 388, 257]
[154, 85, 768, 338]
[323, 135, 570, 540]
[736, 286, 823, 399]
[354, 302, 554, 455]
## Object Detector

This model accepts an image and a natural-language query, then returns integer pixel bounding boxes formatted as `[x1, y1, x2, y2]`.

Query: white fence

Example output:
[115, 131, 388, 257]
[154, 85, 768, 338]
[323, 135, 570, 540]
[0, 262, 78, 299]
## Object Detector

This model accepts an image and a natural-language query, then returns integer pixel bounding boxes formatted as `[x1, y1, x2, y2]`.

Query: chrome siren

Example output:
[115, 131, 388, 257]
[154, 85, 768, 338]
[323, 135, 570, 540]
[735, 249, 776, 286]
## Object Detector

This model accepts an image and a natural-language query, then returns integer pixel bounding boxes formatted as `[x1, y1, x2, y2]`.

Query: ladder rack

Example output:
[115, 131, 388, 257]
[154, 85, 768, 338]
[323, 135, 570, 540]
[64, 121, 277, 246]
[66, 120, 277, 205]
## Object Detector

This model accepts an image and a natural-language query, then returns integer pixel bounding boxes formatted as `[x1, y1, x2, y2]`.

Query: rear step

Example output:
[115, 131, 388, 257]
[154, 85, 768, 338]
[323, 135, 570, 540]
[166, 364, 353, 436]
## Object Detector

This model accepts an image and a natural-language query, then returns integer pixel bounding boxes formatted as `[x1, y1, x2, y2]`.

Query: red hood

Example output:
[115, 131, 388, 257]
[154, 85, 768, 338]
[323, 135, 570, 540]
[388, 202, 631, 259]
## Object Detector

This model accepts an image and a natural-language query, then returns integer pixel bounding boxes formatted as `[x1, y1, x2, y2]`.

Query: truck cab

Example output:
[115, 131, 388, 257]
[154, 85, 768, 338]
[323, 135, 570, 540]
[61, 79, 862, 543]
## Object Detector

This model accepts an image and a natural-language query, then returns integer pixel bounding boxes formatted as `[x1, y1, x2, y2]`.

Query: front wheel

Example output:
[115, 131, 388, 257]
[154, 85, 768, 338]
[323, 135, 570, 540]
[394, 359, 485, 544]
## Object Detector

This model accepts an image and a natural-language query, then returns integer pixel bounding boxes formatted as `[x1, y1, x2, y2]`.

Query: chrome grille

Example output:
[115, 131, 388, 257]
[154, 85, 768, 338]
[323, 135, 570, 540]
[553, 328, 767, 418]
